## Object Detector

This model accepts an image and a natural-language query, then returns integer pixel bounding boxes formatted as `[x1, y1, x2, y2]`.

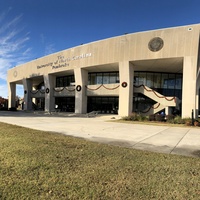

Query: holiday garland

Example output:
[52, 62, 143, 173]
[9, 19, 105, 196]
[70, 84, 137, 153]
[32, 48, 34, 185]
[134, 84, 176, 102]
[141, 103, 161, 113]
[53, 87, 75, 92]
[85, 84, 120, 90]
[30, 89, 45, 94]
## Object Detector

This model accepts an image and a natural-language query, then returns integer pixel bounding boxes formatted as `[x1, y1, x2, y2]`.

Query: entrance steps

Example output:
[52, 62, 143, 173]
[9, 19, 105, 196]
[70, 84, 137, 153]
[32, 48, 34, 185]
[141, 103, 167, 115]
[134, 85, 180, 115]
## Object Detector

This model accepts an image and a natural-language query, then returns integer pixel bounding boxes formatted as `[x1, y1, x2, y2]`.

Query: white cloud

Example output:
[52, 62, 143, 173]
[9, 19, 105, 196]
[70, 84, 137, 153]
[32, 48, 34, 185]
[0, 10, 32, 97]
[22, 47, 32, 56]
[44, 43, 55, 55]
[40, 33, 56, 56]
[0, 14, 22, 34]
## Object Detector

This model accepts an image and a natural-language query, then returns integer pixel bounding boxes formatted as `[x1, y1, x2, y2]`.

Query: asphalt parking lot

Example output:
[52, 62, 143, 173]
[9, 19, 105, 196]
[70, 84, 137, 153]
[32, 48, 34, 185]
[0, 111, 200, 158]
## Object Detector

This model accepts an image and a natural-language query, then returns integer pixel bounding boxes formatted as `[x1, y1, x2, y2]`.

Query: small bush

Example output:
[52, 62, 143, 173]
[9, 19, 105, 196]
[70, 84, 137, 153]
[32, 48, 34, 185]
[166, 115, 175, 122]
[138, 114, 148, 121]
[155, 114, 165, 122]
[149, 114, 155, 121]
[122, 113, 147, 121]
[185, 120, 192, 126]
[122, 114, 198, 127]
[121, 116, 131, 121]
[167, 116, 191, 125]
[194, 120, 200, 127]
[171, 116, 182, 124]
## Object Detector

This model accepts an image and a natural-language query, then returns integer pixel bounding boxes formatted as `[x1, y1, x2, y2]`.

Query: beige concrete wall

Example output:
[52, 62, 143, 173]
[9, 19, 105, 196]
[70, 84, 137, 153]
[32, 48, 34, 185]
[8, 24, 200, 83]
[23, 78, 33, 110]
[182, 56, 198, 118]
[7, 24, 200, 117]
[118, 61, 134, 116]
[74, 68, 88, 114]
[8, 83, 16, 108]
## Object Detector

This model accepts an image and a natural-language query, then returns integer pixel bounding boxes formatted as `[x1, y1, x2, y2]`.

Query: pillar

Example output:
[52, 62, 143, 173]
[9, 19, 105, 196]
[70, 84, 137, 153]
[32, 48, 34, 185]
[44, 74, 55, 112]
[23, 78, 33, 110]
[74, 68, 88, 114]
[118, 61, 134, 116]
[182, 56, 197, 118]
[196, 72, 200, 118]
[165, 107, 172, 116]
[8, 82, 16, 109]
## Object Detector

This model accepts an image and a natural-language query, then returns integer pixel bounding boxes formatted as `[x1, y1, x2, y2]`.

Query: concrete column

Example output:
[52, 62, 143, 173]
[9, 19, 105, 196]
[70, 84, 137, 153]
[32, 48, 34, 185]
[44, 74, 55, 112]
[165, 107, 172, 116]
[23, 78, 33, 110]
[196, 74, 200, 118]
[182, 56, 197, 118]
[118, 61, 134, 116]
[74, 68, 88, 114]
[8, 83, 16, 109]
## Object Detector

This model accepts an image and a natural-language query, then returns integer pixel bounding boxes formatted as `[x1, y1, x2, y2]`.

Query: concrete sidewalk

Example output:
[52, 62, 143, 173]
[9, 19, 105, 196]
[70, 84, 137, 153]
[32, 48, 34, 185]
[0, 111, 200, 158]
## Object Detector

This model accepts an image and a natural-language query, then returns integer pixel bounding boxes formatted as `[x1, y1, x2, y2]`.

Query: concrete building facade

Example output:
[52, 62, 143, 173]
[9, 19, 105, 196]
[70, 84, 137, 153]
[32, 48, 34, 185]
[7, 24, 200, 118]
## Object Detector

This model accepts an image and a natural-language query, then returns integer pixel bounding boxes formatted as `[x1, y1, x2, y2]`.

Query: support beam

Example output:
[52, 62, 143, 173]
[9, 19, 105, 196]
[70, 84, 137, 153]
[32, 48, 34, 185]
[8, 83, 16, 109]
[44, 74, 55, 112]
[182, 56, 197, 118]
[74, 68, 88, 114]
[196, 73, 200, 118]
[23, 78, 33, 110]
[118, 61, 134, 116]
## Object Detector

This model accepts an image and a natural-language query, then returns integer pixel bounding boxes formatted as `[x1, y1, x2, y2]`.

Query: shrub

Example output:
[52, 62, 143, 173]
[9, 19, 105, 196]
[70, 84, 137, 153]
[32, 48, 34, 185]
[185, 119, 192, 126]
[121, 116, 131, 121]
[137, 114, 148, 121]
[172, 116, 184, 124]
[155, 114, 165, 122]
[194, 120, 200, 127]
[149, 114, 155, 121]
[122, 113, 147, 121]
[166, 115, 174, 122]
[122, 114, 197, 127]
[167, 116, 191, 125]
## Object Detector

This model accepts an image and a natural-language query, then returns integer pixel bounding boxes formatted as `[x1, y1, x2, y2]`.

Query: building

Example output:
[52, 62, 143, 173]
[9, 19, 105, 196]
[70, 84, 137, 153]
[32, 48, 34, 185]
[7, 24, 200, 118]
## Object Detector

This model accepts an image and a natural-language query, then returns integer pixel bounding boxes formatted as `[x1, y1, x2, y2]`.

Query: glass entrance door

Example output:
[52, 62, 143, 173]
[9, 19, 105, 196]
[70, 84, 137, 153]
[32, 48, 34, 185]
[87, 97, 118, 114]
[55, 97, 75, 112]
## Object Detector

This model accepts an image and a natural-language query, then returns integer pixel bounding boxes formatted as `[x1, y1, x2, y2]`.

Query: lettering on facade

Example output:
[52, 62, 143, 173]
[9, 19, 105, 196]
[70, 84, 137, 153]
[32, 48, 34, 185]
[71, 53, 92, 60]
[36, 53, 92, 70]
[37, 62, 53, 69]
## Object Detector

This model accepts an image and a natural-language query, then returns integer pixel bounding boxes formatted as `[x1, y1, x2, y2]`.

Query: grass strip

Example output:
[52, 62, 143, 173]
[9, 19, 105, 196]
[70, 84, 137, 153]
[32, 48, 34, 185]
[0, 122, 200, 199]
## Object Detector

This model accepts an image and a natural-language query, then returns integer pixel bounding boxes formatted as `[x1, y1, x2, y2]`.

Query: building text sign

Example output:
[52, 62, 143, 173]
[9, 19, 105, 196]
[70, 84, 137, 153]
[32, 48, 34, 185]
[37, 53, 92, 70]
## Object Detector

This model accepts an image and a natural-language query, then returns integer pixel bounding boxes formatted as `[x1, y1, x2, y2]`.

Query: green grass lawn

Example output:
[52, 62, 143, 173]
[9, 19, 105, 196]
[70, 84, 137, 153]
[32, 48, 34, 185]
[0, 122, 200, 200]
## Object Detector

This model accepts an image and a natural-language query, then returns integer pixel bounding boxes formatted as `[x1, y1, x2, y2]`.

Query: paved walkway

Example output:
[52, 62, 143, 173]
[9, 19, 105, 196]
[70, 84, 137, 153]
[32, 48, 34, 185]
[0, 111, 200, 158]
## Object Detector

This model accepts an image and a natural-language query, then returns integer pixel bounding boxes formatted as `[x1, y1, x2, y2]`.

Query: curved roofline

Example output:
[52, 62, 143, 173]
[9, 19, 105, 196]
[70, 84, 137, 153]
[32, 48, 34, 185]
[11, 23, 200, 69]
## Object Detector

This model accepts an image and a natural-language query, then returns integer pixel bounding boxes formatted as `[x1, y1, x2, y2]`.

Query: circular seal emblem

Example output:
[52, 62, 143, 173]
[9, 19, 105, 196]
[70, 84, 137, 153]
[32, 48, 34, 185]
[13, 70, 18, 77]
[148, 37, 164, 52]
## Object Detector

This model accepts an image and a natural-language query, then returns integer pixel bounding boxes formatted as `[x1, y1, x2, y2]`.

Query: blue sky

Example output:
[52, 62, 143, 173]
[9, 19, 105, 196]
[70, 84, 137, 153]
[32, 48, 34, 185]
[1, 0, 200, 98]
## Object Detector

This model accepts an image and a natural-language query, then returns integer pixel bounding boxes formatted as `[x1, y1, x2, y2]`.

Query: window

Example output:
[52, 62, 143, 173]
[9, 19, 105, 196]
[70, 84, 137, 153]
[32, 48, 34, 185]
[88, 72, 119, 85]
[134, 72, 183, 99]
[103, 73, 109, 84]
[96, 73, 103, 84]
[146, 73, 154, 88]
[161, 74, 168, 89]
[138, 72, 146, 85]
[56, 75, 75, 87]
